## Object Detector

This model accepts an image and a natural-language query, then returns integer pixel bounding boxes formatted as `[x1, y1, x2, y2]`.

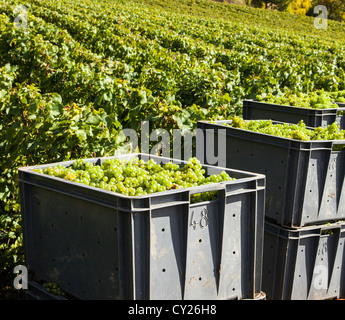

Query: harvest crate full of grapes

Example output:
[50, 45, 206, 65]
[18, 154, 265, 300]
[198, 117, 345, 228]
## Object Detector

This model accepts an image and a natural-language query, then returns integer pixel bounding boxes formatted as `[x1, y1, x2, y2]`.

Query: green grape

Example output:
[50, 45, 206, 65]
[40, 157, 236, 202]
[256, 89, 337, 110]
[43, 282, 67, 298]
[228, 116, 345, 142]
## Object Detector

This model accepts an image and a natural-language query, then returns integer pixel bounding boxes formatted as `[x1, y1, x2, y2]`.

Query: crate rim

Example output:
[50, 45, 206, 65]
[265, 220, 345, 240]
[243, 99, 345, 113]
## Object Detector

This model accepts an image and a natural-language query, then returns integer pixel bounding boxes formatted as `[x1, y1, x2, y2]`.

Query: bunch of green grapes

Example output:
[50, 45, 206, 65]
[43, 282, 67, 298]
[256, 89, 336, 110]
[34, 157, 234, 202]
[229, 116, 345, 142]
[190, 191, 217, 204]
[329, 91, 345, 103]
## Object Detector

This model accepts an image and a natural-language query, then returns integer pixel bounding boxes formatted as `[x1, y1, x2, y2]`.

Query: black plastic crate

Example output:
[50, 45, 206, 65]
[197, 120, 345, 228]
[18, 153, 265, 300]
[243, 100, 345, 129]
[262, 221, 345, 300]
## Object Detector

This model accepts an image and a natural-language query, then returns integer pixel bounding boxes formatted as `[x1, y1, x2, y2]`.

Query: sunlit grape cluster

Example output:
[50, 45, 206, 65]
[34, 157, 234, 202]
[329, 90, 345, 103]
[228, 116, 345, 143]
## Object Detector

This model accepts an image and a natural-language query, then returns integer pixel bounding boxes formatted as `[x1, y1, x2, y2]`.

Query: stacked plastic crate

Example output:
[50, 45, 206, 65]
[19, 153, 266, 300]
[197, 99, 345, 300]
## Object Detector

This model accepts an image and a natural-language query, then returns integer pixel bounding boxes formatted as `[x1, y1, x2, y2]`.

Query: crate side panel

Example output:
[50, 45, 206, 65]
[24, 184, 121, 300]
[217, 194, 247, 299]
[307, 233, 339, 300]
[131, 211, 151, 300]
[336, 151, 345, 217]
[262, 229, 280, 300]
[339, 231, 345, 298]
[222, 132, 289, 224]
[184, 201, 221, 300]
[149, 204, 188, 300]
[317, 152, 342, 222]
